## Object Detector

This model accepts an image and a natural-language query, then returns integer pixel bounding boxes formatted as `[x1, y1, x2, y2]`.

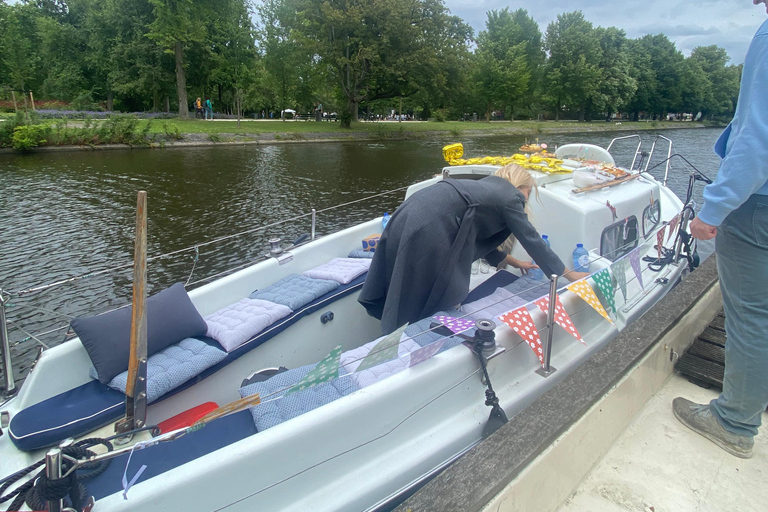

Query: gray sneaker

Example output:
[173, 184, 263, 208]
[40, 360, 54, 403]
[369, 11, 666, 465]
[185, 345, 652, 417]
[673, 397, 754, 459]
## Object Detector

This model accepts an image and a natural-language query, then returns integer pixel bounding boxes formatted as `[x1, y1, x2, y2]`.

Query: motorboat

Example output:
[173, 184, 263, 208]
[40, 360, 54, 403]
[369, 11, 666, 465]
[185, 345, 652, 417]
[0, 135, 703, 512]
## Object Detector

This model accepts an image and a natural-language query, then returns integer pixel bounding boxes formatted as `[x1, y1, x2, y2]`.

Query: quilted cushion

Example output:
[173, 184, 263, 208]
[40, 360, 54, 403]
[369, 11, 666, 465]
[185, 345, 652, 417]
[347, 249, 375, 259]
[205, 298, 292, 352]
[249, 274, 339, 311]
[402, 311, 470, 351]
[340, 335, 422, 388]
[239, 364, 358, 431]
[503, 274, 553, 303]
[460, 287, 527, 321]
[90, 338, 227, 403]
[71, 282, 209, 385]
[303, 257, 371, 285]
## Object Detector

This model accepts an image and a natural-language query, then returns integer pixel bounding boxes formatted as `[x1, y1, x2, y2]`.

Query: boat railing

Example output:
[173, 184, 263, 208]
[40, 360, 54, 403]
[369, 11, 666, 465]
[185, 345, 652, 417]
[606, 134, 642, 171]
[645, 135, 674, 185]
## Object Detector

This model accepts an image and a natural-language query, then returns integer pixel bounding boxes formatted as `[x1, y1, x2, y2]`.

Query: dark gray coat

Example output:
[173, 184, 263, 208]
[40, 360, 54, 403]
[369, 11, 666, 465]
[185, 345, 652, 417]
[358, 176, 566, 334]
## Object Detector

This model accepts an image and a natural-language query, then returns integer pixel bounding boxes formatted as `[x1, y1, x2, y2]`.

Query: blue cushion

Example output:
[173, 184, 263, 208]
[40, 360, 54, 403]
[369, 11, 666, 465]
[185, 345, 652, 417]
[90, 338, 227, 403]
[8, 276, 367, 452]
[249, 274, 339, 311]
[239, 364, 358, 431]
[347, 249, 375, 259]
[71, 283, 209, 385]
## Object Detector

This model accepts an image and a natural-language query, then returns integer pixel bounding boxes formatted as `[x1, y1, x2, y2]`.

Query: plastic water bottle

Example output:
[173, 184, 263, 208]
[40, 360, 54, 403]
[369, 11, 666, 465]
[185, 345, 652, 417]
[572, 243, 590, 273]
[529, 235, 550, 281]
[382, 212, 390, 231]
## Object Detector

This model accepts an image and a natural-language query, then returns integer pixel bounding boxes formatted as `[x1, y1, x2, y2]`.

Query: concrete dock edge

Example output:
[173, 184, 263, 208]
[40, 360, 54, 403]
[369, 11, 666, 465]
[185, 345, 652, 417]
[396, 256, 722, 512]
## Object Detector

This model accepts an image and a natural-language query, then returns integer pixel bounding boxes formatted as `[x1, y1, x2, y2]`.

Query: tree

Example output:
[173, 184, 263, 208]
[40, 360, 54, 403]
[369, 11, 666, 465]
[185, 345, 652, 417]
[689, 45, 740, 119]
[590, 27, 636, 119]
[544, 11, 602, 121]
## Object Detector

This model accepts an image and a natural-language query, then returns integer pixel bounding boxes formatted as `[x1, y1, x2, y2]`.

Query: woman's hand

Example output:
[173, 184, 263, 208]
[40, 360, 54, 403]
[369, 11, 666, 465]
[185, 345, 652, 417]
[502, 255, 538, 275]
[563, 269, 590, 282]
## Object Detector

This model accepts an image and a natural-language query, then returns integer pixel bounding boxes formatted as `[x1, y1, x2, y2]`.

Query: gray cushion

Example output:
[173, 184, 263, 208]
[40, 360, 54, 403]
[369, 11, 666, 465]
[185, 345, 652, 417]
[71, 283, 209, 385]
[90, 337, 227, 402]
[249, 274, 339, 311]
[347, 249, 375, 259]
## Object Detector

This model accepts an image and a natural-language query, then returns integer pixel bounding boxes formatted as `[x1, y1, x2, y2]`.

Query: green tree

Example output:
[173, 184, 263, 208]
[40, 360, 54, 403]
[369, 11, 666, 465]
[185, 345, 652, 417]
[590, 27, 636, 119]
[689, 45, 740, 119]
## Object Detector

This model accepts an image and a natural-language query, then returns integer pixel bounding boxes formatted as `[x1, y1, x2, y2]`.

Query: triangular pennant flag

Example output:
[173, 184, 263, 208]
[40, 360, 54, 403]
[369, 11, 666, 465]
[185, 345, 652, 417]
[656, 225, 667, 259]
[406, 339, 446, 367]
[499, 306, 545, 366]
[356, 323, 409, 372]
[567, 280, 613, 323]
[287, 344, 342, 393]
[628, 247, 644, 289]
[433, 315, 475, 334]
[591, 269, 616, 313]
[667, 214, 680, 242]
[612, 258, 628, 301]
[534, 294, 585, 345]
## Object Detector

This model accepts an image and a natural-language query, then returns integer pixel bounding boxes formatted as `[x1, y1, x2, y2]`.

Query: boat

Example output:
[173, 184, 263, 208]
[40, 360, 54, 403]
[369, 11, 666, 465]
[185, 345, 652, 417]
[0, 135, 704, 511]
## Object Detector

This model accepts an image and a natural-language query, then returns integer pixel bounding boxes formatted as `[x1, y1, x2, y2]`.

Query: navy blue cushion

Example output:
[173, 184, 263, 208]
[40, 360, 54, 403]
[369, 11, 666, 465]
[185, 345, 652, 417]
[462, 270, 519, 304]
[9, 275, 367, 452]
[71, 283, 209, 385]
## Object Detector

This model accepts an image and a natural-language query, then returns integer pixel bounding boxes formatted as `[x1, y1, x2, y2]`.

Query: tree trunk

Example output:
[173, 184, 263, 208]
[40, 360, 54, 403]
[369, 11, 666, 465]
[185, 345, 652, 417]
[107, 92, 114, 112]
[174, 39, 189, 117]
[164, 96, 170, 113]
[578, 104, 586, 122]
[351, 101, 358, 121]
[152, 90, 159, 113]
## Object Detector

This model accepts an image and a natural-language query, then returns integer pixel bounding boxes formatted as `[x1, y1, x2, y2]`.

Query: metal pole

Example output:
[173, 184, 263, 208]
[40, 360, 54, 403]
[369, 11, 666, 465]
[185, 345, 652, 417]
[311, 209, 316, 241]
[674, 207, 693, 265]
[45, 447, 63, 512]
[0, 290, 15, 394]
[536, 274, 559, 377]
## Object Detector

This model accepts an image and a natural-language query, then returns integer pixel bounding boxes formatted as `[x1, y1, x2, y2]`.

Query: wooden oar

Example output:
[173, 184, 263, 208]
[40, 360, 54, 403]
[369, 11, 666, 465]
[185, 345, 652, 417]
[115, 191, 149, 433]
[572, 173, 642, 194]
[192, 393, 262, 427]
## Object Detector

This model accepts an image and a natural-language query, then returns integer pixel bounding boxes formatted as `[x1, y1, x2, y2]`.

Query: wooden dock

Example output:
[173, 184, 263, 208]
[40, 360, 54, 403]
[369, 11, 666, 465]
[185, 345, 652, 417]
[675, 310, 726, 388]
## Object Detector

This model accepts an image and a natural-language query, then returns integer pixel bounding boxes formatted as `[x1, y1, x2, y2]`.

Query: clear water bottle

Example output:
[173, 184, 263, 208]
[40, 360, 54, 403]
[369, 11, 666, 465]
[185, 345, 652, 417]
[529, 235, 549, 281]
[572, 243, 590, 273]
[382, 212, 390, 231]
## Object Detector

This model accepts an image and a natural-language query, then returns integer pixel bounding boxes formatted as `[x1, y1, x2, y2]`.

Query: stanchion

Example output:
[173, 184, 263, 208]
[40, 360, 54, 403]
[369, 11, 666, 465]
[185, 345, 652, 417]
[536, 274, 559, 377]
[0, 290, 15, 395]
[311, 208, 316, 241]
[44, 448, 63, 512]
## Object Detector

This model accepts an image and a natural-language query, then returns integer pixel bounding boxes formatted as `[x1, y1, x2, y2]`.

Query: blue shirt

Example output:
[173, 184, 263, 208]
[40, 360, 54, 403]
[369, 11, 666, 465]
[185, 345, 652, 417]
[699, 18, 768, 226]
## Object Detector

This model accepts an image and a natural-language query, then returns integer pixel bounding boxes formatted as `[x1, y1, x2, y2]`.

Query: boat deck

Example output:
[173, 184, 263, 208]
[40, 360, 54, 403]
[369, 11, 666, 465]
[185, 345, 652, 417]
[558, 371, 768, 512]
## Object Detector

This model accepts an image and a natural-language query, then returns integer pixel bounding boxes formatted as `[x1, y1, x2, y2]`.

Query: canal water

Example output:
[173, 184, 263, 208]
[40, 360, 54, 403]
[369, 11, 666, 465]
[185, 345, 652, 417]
[0, 127, 723, 383]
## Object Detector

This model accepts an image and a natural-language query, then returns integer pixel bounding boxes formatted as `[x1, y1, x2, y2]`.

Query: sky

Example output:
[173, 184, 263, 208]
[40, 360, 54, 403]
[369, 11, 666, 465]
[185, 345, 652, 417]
[443, 0, 768, 64]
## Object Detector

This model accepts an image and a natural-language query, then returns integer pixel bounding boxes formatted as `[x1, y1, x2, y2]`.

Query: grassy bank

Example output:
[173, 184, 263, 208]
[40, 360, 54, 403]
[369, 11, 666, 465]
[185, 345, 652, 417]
[0, 113, 717, 152]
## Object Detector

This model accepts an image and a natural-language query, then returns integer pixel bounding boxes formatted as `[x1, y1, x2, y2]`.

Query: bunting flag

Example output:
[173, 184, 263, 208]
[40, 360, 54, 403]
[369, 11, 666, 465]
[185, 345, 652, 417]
[433, 315, 475, 334]
[499, 306, 545, 366]
[612, 258, 628, 301]
[667, 214, 680, 242]
[407, 339, 446, 367]
[568, 280, 613, 323]
[287, 344, 342, 394]
[656, 225, 667, 259]
[356, 323, 409, 372]
[534, 294, 585, 345]
[591, 269, 616, 313]
[629, 247, 644, 289]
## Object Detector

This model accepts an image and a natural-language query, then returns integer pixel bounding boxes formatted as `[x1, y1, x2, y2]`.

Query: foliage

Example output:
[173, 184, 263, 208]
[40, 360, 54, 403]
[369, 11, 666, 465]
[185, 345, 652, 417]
[12, 124, 48, 151]
[162, 122, 184, 140]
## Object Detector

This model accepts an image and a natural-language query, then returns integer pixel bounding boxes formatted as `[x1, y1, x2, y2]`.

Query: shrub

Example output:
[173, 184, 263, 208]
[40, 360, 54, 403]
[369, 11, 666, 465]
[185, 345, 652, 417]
[162, 122, 184, 141]
[432, 109, 448, 122]
[12, 125, 48, 151]
[339, 110, 353, 128]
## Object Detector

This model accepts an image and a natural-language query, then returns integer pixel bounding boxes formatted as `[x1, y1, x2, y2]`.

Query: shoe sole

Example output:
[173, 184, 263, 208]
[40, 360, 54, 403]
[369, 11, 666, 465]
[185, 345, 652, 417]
[673, 407, 753, 459]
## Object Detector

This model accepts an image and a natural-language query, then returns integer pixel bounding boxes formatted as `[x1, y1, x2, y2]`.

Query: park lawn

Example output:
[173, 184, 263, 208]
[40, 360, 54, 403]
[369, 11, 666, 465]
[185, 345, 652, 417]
[148, 118, 687, 137]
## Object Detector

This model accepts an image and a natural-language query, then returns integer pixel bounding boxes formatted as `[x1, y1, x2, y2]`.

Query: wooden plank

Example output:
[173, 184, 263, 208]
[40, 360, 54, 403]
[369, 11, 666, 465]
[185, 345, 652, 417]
[571, 173, 641, 194]
[699, 326, 726, 347]
[710, 315, 726, 332]
[686, 340, 725, 366]
[675, 354, 724, 388]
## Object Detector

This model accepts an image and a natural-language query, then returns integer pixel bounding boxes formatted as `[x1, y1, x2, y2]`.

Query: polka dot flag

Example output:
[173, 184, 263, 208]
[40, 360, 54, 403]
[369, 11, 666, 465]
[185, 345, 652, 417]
[356, 323, 409, 372]
[591, 269, 616, 313]
[407, 339, 446, 367]
[287, 344, 342, 394]
[499, 306, 545, 366]
[612, 257, 628, 301]
[433, 315, 475, 334]
[656, 225, 667, 259]
[534, 294, 585, 345]
[567, 279, 613, 324]
[628, 247, 644, 290]
[667, 214, 680, 242]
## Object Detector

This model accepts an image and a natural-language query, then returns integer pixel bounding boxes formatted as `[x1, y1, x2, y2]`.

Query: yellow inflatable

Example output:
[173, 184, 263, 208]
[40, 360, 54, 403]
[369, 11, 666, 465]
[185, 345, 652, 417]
[441, 143, 572, 174]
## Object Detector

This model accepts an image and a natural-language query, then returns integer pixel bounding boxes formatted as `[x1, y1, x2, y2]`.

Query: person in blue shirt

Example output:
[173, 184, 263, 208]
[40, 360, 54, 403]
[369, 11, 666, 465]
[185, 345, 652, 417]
[673, 0, 768, 459]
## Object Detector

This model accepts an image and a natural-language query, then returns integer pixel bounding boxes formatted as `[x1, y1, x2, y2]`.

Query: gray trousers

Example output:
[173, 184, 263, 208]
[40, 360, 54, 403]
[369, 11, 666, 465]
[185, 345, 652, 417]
[710, 194, 768, 437]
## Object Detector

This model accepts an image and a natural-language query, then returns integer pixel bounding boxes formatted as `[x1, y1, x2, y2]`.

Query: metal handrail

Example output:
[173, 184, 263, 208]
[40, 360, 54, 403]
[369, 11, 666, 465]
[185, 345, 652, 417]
[606, 135, 642, 171]
[0, 290, 15, 394]
[645, 135, 673, 185]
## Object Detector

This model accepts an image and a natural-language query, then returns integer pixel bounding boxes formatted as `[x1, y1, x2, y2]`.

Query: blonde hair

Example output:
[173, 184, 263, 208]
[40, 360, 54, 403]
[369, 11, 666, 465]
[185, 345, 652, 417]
[494, 164, 537, 259]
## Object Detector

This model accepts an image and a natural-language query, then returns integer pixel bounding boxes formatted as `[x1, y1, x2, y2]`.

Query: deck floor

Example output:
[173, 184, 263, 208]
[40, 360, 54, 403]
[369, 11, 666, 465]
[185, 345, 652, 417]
[558, 372, 767, 512]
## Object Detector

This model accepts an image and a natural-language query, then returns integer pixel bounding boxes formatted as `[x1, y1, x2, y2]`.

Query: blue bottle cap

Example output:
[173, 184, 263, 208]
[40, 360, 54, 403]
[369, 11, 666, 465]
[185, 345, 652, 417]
[577, 243, 583, 248]
[542, 235, 548, 240]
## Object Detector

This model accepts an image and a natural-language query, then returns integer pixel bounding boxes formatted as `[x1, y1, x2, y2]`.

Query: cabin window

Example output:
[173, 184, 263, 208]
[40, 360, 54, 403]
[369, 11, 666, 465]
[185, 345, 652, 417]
[600, 216, 639, 261]
[642, 200, 661, 237]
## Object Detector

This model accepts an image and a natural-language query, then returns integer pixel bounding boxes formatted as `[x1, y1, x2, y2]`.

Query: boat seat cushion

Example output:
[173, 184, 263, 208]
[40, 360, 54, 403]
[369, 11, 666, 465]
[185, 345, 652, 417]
[239, 364, 359, 431]
[461, 287, 528, 321]
[303, 257, 372, 284]
[89, 338, 227, 403]
[205, 298, 292, 352]
[341, 335, 422, 388]
[402, 311, 471, 351]
[70, 282, 209, 385]
[248, 274, 339, 311]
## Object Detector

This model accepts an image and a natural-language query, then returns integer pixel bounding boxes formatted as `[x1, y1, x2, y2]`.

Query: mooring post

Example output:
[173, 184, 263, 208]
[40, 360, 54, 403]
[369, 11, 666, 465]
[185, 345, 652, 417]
[44, 447, 63, 512]
[115, 191, 148, 434]
[536, 274, 559, 377]
[0, 290, 16, 395]
[29, 91, 36, 111]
